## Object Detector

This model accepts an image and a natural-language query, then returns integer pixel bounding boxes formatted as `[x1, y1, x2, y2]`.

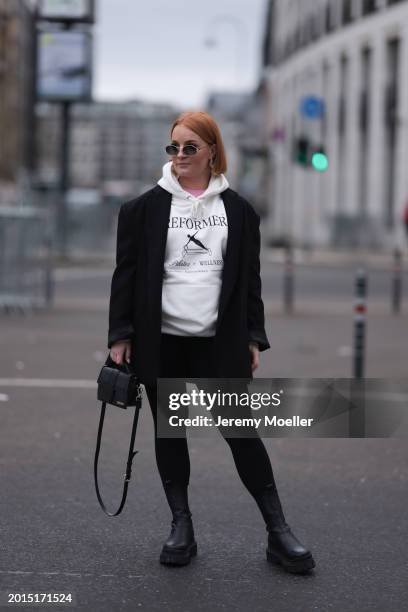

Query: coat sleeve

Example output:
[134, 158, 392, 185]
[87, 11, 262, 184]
[246, 203, 270, 352]
[107, 201, 138, 348]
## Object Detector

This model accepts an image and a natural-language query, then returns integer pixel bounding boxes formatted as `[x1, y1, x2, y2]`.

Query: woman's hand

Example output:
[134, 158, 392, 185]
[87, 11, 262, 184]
[249, 343, 260, 372]
[110, 339, 132, 365]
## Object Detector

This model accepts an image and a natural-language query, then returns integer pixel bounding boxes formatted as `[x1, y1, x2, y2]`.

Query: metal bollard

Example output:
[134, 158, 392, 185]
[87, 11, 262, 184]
[283, 244, 294, 314]
[44, 235, 54, 307]
[353, 268, 367, 379]
[391, 248, 402, 314]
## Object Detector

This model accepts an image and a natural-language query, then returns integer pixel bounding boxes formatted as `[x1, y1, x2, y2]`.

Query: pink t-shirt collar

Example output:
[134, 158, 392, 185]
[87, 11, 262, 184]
[184, 187, 206, 197]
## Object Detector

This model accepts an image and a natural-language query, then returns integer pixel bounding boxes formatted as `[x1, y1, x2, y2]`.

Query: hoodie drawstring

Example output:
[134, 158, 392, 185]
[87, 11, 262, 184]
[190, 199, 205, 219]
[157, 161, 229, 218]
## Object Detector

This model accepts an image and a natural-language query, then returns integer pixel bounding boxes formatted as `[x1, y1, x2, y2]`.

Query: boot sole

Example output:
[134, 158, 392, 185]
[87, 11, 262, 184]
[266, 548, 315, 574]
[160, 541, 197, 566]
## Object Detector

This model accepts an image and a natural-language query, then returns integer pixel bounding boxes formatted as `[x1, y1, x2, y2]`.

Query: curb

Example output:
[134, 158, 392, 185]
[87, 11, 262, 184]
[262, 247, 408, 270]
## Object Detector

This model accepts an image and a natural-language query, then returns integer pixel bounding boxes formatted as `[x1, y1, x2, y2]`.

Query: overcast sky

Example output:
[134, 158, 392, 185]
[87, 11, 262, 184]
[93, 0, 268, 109]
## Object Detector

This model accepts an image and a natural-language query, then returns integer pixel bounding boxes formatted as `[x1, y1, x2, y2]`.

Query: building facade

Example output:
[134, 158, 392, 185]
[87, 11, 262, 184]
[0, 0, 35, 199]
[36, 100, 179, 198]
[263, 0, 408, 249]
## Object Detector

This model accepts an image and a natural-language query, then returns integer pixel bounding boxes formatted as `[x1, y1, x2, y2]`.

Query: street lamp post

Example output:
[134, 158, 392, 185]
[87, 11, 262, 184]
[203, 14, 247, 90]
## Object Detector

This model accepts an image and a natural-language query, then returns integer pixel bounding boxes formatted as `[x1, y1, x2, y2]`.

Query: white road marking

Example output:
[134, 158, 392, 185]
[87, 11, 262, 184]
[0, 378, 96, 389]
[337, 345, 352, 357]
[55, 268, 113, 281]
[0, 379, 406, 404]
[0, 569, 147, 579]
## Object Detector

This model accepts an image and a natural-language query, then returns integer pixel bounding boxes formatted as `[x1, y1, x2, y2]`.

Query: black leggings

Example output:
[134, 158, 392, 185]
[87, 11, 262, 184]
[144, 334, 276, 497]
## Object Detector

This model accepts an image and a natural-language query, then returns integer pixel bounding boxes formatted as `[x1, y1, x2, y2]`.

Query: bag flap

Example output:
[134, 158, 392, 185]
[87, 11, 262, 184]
[97, 366, 120, 387]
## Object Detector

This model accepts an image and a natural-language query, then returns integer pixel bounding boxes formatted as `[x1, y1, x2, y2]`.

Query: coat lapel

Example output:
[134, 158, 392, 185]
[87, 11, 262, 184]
[145, 185, 243, 331]
[216, 189, 243, 329]
[146, 186, 172, 314]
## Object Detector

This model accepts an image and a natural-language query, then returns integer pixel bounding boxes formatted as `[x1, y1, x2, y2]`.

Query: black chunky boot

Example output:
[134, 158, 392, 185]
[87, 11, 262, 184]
[159, 480, 197, 566]
[254, 482, 316, 574]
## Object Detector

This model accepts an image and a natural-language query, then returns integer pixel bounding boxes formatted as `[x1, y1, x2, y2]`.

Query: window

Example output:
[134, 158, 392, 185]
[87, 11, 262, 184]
[303, 16, 312, 45]
[384, 38, 399, 129]
[338, 96, 346, 134]
[310, 13, 320, 41]
[359, 48, 371, 132]
[294, 25, 301, 50]
[362, 0, 377, 15]
[338, 55, 348, 135]
[342, 0, 353, 24]
[326, 2, 335, 32]
[384, 38, 400, 229]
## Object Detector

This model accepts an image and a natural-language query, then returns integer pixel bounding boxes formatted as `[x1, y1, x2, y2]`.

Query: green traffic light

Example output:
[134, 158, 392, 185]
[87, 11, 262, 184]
[311, 151, 328, 172]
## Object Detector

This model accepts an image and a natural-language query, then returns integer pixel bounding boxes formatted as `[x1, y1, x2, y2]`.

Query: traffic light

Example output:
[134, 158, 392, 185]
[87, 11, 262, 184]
[293, 136, 310, 166]
[293, 137, 328, 171]
[311, 146, 329, 172]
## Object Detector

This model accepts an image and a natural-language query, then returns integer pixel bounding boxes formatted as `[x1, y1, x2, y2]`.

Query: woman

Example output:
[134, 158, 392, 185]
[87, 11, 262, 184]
[107, 111, 315, 574]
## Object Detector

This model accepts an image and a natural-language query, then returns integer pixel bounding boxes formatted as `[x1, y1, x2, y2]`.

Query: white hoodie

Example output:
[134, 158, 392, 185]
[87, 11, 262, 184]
[157, 161, 230, 336]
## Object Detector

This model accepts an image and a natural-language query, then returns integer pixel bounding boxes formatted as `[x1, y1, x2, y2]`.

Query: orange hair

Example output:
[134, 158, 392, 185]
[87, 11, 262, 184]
[170, 110, 227, 175]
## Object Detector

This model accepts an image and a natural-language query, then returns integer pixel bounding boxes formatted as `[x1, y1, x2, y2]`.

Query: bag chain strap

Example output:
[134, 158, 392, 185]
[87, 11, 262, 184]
[93, 389, 142, 517]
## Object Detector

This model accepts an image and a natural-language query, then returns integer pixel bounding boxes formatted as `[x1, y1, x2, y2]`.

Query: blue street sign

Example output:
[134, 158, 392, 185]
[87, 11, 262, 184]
[300, 96, 325, 119]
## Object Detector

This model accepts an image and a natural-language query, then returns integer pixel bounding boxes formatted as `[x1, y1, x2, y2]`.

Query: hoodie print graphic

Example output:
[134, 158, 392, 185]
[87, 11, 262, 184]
[166, 216, 227, 270]
[183, 230, 211, 256]
[157, 161, 230, 336]
[158, 161, 229, 274]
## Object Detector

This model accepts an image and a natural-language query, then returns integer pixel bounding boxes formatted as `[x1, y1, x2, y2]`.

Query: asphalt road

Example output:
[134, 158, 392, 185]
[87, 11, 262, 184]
[53, 256, 408, 304]
[0, 262, 407, 611]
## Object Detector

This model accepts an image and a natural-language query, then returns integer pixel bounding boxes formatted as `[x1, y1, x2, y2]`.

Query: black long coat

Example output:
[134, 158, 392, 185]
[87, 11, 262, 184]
[107, 184, 270, 386]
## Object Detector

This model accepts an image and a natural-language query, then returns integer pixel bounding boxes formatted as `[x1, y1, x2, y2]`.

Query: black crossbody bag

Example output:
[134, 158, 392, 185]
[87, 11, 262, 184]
[94, 355, 143, 516]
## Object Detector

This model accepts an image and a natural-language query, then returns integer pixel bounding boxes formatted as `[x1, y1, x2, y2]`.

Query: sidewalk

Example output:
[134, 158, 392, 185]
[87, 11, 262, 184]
[262, 245, 408, 270]
[49, 244, 408, 271]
